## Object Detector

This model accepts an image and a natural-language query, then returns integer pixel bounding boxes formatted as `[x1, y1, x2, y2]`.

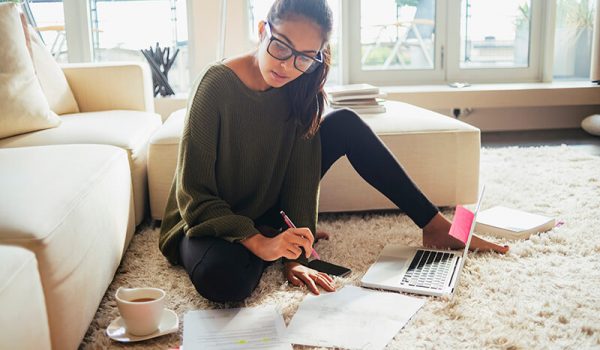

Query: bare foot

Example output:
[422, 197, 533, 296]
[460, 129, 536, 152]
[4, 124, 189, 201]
[422, 212, 509, 254]
[315, 230, 330, 241]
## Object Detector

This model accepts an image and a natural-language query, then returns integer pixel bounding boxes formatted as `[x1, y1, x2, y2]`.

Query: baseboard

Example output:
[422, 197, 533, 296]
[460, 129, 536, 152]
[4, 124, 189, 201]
[433, 105, 599, 132]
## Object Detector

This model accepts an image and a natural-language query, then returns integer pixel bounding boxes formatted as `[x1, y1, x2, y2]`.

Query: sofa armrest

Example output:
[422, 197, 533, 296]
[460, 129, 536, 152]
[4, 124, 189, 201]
[61, 62, 155, 113]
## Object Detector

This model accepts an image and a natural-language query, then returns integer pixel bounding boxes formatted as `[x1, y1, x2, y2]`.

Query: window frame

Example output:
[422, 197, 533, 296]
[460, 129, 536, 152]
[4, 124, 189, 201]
[346, 0, 447, 85]
[63, 0, 93, 63]
[445, 0, 546, 83]
[345, 0, 552, 85]
[59, 0, 564, 86]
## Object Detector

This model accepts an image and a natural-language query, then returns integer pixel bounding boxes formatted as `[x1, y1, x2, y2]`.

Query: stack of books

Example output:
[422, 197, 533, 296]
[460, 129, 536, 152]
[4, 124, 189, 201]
[326, 84, 387, 114]
[475, 206, 558, 240]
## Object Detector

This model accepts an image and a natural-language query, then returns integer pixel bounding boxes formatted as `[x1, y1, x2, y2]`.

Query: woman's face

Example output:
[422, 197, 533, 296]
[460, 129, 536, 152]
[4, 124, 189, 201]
[257, 17, 323, 88]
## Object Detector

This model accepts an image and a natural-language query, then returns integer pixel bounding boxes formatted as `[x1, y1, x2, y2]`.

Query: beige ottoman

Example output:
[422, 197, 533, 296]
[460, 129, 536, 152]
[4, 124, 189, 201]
[0, 246, 51, 350]
[0, 145, 135, 350]
[148, 101, 480, 220]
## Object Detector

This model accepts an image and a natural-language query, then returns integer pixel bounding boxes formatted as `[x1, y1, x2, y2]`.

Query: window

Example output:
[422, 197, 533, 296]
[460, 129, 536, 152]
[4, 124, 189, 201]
[349, 0, 547, 85]
[349, 0, 443, 84]
[459, 0, 531, 69]
[445, 0, 543, 83]
[27, 0, 68, 63]
[90, 0, 190, 93]
[360, 0, 436, 71]
[25, 0, 598, 94]
[553, 0, 597, 80]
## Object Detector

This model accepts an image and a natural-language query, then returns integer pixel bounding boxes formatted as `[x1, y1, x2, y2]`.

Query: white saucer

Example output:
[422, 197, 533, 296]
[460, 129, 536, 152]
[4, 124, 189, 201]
[106, 308, 179, 342]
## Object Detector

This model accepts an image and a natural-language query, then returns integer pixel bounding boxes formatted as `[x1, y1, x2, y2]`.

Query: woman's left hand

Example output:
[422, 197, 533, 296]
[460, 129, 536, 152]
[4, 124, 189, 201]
[284, 262, 336, 295]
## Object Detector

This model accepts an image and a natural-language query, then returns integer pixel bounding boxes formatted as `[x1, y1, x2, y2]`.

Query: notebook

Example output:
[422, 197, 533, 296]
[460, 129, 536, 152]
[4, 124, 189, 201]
[360, 187, 485, 297]
[475, 206, 556, 240]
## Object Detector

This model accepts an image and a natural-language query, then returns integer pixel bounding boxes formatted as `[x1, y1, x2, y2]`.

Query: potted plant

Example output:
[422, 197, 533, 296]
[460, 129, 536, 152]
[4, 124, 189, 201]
[514, 3, 530, 66]
[554, 0, 595, 78]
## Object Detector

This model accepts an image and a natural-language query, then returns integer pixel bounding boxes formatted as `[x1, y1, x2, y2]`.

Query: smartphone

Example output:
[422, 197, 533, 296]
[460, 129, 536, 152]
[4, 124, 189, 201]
[307, 260, 352, 277]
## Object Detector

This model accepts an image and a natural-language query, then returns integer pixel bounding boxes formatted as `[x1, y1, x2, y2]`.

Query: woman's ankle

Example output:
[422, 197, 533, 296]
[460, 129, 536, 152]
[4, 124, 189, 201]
[422, 212, 451, 236]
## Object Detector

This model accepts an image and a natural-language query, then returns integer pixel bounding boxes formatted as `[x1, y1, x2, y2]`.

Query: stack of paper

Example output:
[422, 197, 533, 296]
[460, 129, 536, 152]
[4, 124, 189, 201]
[326, 84, 387, 114]
[182, 286, 425, 350]
[183, 306, 291, 349]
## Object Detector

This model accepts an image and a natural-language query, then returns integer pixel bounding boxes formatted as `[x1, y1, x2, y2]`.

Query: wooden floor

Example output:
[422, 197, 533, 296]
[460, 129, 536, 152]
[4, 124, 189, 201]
[481, 128, 600, 156]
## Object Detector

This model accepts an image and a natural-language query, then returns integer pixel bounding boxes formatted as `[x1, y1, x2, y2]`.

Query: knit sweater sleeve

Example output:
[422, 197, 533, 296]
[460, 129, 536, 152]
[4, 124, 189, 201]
[279, 128, 322, 264]
[176, 68, 258, 242]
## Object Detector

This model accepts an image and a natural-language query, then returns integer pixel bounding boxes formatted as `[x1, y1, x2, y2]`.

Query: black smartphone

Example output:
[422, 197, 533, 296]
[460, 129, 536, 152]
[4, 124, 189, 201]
[307, 260, 352, 277]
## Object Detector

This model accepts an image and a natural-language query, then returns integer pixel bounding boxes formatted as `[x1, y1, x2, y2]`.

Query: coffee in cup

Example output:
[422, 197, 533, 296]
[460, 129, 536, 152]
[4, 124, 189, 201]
[115, 287, 166, 336]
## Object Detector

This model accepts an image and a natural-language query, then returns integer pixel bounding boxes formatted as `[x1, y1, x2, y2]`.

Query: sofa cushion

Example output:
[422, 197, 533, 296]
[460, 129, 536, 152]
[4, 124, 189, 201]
[29, 25, 80, 115]
[0, 246, 51, 350]
[0, 3, 60, 139]
[0, 144, 135, 349]
[0, 110, 163, 225]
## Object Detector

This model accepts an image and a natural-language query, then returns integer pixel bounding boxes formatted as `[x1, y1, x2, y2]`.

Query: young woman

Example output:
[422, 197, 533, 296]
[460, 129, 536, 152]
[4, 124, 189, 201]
[159, 0, 508, 303]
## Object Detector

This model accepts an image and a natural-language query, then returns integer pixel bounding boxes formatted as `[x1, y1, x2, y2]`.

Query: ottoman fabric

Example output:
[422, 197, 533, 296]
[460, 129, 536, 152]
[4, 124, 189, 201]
[148, 109, 186, 220]
[147, 101, 480, 220]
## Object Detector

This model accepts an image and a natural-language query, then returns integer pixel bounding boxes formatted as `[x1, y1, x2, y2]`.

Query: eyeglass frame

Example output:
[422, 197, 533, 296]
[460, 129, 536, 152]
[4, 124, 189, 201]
[263, 21, 323, 74]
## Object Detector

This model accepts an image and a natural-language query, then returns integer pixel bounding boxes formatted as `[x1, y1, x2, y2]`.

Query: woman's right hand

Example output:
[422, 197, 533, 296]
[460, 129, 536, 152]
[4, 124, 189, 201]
[240, 228, 314, 261]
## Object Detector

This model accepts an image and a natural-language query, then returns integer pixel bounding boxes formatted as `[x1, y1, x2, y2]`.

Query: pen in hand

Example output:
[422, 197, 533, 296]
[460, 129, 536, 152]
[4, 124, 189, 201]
[279, 210, 321, 260]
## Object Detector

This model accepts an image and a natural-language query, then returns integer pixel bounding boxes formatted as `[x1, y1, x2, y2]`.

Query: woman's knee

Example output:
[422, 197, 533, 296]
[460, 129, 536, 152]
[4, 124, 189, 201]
[189, 247, 264, 302]
[324, 108, 369, 135]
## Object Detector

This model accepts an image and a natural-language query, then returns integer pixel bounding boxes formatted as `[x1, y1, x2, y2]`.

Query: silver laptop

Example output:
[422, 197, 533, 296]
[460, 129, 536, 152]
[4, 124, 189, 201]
[360, 187, 485, 297]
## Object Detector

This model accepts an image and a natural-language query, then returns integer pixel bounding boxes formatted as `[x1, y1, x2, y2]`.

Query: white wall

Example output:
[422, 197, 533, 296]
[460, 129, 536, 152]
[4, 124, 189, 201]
[187, 0, 254, 80]
[432, 105, 600, 132]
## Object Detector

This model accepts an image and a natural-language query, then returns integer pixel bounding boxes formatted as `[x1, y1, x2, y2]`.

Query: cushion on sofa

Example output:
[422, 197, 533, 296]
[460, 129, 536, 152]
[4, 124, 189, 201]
[0, 144, 135, 350]
[0, 110, 163, 225]
[29, 25, 80, 115]
[0, 3, 60, 139]
[0, 246, 51, 350]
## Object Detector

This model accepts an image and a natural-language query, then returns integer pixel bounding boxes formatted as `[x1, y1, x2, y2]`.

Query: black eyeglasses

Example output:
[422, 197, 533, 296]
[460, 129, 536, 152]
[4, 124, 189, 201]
[264, 21, 323, 74]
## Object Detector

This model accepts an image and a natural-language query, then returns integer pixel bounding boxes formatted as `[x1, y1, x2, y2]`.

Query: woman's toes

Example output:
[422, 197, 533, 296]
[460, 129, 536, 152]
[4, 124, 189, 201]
[316, 230, 330, 240]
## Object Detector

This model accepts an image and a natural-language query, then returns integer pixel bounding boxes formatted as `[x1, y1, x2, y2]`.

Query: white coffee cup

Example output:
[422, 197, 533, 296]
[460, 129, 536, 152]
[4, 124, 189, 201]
[115, 287, 166, 336]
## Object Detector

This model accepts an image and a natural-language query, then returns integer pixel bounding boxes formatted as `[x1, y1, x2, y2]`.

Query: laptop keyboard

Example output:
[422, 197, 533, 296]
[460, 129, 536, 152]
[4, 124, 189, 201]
[401, 250, 455, 290]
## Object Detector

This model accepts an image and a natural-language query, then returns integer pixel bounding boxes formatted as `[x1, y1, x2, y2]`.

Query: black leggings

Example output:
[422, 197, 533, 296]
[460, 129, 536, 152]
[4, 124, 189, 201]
[179, 108, 439, 302]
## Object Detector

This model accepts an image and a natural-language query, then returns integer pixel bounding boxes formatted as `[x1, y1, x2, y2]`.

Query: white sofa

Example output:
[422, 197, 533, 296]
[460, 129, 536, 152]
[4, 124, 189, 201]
[0, 62, 162, 226]
[0, 11, 160, 346]
[0, 246, 51, 349]
[0, 145, 135, 350]
[148, 101, 481, 221]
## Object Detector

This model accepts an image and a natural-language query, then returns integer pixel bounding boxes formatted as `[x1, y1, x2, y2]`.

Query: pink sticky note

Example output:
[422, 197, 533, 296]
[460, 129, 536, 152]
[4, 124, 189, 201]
[448, 205, 475, 244]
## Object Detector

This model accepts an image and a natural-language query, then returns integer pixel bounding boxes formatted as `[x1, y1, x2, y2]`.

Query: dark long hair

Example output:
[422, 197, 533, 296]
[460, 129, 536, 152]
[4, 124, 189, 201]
[266, 0, 333, 139]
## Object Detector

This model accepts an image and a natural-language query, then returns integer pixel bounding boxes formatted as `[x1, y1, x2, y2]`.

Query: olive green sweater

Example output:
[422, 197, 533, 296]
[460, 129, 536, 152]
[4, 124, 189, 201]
[159, 63, 321, 265]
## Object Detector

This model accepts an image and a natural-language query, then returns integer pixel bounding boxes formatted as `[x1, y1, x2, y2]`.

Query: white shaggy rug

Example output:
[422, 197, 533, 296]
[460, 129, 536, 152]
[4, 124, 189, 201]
[81, 145, 600, 349]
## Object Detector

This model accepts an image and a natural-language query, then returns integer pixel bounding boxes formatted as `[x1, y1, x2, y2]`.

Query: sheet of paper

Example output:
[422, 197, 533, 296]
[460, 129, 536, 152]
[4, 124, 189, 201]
[283, 285, 425, 350]
[183, 305, 292, 350]
[449, 205, 475, 244]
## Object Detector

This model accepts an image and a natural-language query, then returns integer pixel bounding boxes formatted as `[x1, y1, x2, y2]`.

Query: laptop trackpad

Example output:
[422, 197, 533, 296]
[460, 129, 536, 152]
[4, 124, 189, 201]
[362, 255, 408, 286]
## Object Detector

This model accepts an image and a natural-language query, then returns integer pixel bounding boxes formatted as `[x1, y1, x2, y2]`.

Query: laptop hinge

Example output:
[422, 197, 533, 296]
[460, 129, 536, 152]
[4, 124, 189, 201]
[447, 256, 462, 289]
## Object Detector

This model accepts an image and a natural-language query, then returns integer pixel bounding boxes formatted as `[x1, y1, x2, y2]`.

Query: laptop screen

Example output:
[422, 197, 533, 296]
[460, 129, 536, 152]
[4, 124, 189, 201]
[452, 186, 485, 260]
